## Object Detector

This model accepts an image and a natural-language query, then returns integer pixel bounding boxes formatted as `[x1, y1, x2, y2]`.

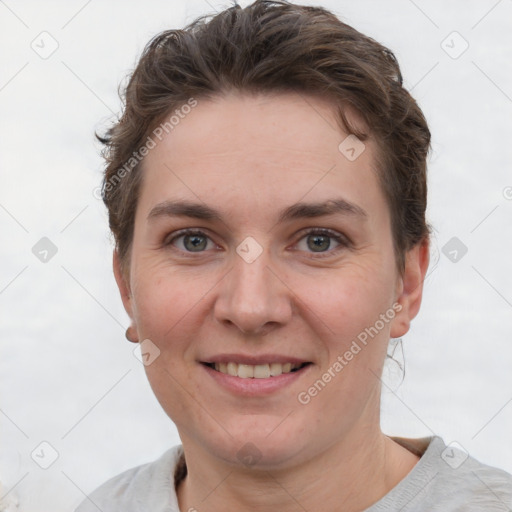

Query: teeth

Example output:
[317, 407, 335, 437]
[227, 362, 238, 376]
[269, 363, 283, 376]
[237, 364, 254, 379]
[253, 364, 270, 378]
[212, 362, 305, 378]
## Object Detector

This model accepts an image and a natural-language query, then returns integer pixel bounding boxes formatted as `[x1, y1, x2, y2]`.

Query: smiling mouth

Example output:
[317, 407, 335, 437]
[202, 361, 311, 378]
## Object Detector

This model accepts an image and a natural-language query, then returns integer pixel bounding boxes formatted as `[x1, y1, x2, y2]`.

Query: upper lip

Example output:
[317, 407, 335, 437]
[200, 354, 311, 365]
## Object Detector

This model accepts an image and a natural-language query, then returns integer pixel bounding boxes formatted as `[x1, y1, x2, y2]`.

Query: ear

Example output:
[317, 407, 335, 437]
[390, 238, 430, 338]
[113, 250, 134, 321]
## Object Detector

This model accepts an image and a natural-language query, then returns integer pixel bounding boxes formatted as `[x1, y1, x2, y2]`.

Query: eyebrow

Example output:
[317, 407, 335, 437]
[147, 198, 368, 224]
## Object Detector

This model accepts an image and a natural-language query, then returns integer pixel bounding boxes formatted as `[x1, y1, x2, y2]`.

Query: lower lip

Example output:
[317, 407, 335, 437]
[201, 363, 312, 396]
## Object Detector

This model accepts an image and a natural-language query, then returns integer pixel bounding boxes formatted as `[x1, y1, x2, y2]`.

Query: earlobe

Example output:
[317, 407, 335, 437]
[390, 238, 430, 338]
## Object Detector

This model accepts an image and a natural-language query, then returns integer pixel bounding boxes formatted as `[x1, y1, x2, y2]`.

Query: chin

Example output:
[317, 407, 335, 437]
[205, 419, 312, 470]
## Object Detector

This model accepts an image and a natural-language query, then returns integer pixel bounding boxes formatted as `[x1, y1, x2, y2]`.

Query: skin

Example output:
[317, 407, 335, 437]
[114, 91, 430, 511]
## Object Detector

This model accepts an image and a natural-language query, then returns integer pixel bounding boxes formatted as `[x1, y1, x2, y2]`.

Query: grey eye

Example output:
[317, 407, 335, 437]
[181, 233, 208, 252]
[167, 230, 213, 252]
[307, 233, 331, 252]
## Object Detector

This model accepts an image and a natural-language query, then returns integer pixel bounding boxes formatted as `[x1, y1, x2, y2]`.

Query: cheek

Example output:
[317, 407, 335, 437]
[142, 359, 197, 430]
[130, 265, 223, 380]
[299, 268, 394, 411]
[131, 275, 190, 362]
[296, 259, 396, 340]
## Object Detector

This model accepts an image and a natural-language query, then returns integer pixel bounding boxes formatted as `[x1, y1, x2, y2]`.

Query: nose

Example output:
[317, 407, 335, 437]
[213, 246, 293, 337]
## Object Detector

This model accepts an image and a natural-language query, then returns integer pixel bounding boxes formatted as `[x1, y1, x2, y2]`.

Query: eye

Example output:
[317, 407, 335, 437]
[165, 229, 216, 253]
[164, 227, 350, 257]
[294, 228, 350, 258]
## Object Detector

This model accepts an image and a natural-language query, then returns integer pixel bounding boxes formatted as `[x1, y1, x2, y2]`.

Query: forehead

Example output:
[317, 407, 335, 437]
[151, 91, 369, 166]
[137, 91, 387, 228]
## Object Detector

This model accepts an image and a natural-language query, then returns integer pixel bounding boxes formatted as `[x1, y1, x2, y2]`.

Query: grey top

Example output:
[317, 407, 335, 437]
[75, 436, 512, 511]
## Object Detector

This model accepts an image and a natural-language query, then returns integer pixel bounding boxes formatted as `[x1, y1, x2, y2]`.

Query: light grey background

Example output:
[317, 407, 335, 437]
[1, 1, 511, 511]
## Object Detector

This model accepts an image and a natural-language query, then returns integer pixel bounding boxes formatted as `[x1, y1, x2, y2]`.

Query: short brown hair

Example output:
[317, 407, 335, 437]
[98, 0, 431, 275]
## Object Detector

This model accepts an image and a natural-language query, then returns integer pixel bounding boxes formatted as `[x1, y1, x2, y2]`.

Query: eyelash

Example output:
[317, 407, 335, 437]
[165, 228, 350, 259]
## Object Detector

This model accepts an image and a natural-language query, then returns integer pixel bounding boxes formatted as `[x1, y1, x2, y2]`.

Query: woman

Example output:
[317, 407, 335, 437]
[76, 1, 512, 510]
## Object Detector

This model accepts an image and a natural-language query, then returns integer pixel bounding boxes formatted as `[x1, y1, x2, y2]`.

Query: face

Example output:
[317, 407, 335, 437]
[115, 91, 428, 469]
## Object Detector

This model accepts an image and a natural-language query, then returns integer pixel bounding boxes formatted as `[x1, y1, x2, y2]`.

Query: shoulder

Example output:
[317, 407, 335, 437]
[371, 436, 512, 511]
[436, 440, 512, 510]
[74, 445, 183, 512]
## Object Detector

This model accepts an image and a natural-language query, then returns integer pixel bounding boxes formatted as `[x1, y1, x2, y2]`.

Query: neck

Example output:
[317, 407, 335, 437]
[176, 427, 419, 512]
